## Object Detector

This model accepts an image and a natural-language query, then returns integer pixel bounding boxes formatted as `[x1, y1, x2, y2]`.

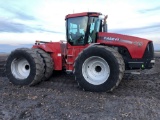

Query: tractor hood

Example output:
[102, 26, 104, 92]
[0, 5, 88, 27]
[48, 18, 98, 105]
[97, 32, 152, 59]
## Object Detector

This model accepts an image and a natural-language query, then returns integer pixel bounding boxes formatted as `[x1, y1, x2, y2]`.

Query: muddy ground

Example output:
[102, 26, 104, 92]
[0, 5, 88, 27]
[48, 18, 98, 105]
[0, 53, 160, 120]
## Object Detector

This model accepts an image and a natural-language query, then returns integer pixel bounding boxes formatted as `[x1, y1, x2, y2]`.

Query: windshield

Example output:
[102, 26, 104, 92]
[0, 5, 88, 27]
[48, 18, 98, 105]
[67, 16, 88, 45]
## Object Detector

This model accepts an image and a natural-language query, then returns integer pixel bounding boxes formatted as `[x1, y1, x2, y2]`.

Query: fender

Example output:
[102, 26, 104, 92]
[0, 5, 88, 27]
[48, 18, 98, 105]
[32, 42, 63, 70]
[97, 32, 151, 59]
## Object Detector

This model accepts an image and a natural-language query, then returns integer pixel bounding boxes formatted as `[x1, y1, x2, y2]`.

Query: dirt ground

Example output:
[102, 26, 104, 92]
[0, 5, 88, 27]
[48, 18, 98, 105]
[0, 53, 160, 120]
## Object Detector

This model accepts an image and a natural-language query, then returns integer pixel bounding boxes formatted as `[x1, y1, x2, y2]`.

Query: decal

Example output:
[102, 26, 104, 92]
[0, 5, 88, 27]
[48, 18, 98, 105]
[103, 37, 120, 41]
[133, 41, 143, 47]
[119, 39, 132, 44]
[99, 36, 143, 47]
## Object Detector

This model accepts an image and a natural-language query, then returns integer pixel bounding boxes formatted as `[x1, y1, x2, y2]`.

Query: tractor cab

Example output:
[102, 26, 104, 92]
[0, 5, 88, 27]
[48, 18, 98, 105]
[65, 12, 107, 46]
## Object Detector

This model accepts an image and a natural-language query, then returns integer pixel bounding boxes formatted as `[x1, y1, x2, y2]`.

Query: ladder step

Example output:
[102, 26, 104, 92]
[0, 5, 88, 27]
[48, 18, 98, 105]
[67, 62, 73, 65]
[66, 70, 73, 74]
[67, 55, 74, 57]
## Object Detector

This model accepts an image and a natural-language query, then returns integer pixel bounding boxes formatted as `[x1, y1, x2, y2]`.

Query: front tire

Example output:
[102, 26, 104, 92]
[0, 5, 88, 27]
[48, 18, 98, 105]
[5, 48, 44, 86]
[74, 45, 125, 92]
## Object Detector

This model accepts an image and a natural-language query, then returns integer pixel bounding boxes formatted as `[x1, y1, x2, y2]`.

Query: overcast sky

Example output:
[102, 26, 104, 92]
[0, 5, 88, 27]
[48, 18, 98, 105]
[0, 0, 160, 46]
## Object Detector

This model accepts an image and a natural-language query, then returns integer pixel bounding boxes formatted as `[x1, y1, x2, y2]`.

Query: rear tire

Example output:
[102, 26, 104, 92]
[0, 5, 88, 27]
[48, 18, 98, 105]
[5, 48, 45, 86]
[74, 45, 125, 92]
[33, 48, 53, 81]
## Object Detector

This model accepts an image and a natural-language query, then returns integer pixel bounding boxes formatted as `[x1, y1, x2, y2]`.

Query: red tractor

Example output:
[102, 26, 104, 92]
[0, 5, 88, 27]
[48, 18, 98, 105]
[6, 12, 155, 92]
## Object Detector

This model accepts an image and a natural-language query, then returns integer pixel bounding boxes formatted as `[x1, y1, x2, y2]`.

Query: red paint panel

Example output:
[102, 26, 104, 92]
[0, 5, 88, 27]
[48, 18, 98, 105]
[98, 32, 151, 58]
[66, 43, 88, 70]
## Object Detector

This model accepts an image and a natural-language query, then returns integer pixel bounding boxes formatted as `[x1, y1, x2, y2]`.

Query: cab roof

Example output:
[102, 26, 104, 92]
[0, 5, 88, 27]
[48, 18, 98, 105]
[65, 12, 102, 19]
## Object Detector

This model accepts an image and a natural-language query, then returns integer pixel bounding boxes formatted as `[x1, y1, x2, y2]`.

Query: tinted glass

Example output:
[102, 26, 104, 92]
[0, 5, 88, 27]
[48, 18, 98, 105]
[88, 17, 101, 43]
[67, 16, 88, 45]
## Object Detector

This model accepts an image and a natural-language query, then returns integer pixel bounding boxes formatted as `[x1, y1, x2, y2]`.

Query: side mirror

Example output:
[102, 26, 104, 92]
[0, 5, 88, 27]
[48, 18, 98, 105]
[104, 15, 108, 22]
[103, 15, 108, 32]
[99, 14, 108, 32]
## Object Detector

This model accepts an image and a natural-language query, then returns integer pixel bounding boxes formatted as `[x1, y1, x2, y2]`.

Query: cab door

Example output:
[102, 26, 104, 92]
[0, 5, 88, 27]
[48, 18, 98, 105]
[66, 16, 88, 71]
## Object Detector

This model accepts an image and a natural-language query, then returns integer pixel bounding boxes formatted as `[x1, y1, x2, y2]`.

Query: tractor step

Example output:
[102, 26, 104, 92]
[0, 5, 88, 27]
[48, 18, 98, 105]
[67, 55, 74, 57]
[66, 70, 72, 74]
[125, 70, 141, 75]
[67, 62, 73, 65]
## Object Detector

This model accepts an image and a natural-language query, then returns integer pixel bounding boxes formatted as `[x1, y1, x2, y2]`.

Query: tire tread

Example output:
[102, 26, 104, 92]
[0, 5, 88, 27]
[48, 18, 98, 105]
[5, 48, 45, 86]
[33, 49, 53, 81]
[74, 45, 125, 92]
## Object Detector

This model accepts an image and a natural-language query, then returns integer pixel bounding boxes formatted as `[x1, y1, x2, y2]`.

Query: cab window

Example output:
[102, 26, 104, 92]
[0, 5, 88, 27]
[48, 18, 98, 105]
[88, 17, 101, 43]
[67, 16, 88, 45]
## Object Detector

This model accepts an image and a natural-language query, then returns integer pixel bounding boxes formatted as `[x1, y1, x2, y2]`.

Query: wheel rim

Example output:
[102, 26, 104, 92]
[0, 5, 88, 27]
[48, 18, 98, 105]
[11, 58, 30, 79]
[82, 56, 110, 85]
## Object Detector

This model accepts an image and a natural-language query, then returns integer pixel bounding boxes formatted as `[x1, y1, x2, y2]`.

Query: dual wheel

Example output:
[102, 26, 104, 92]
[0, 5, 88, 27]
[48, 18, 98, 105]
[5, 48, 53, 86]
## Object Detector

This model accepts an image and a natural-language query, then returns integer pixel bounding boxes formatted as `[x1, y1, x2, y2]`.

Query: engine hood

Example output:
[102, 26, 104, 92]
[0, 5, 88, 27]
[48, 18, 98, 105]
[97, 32, 152, 58]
